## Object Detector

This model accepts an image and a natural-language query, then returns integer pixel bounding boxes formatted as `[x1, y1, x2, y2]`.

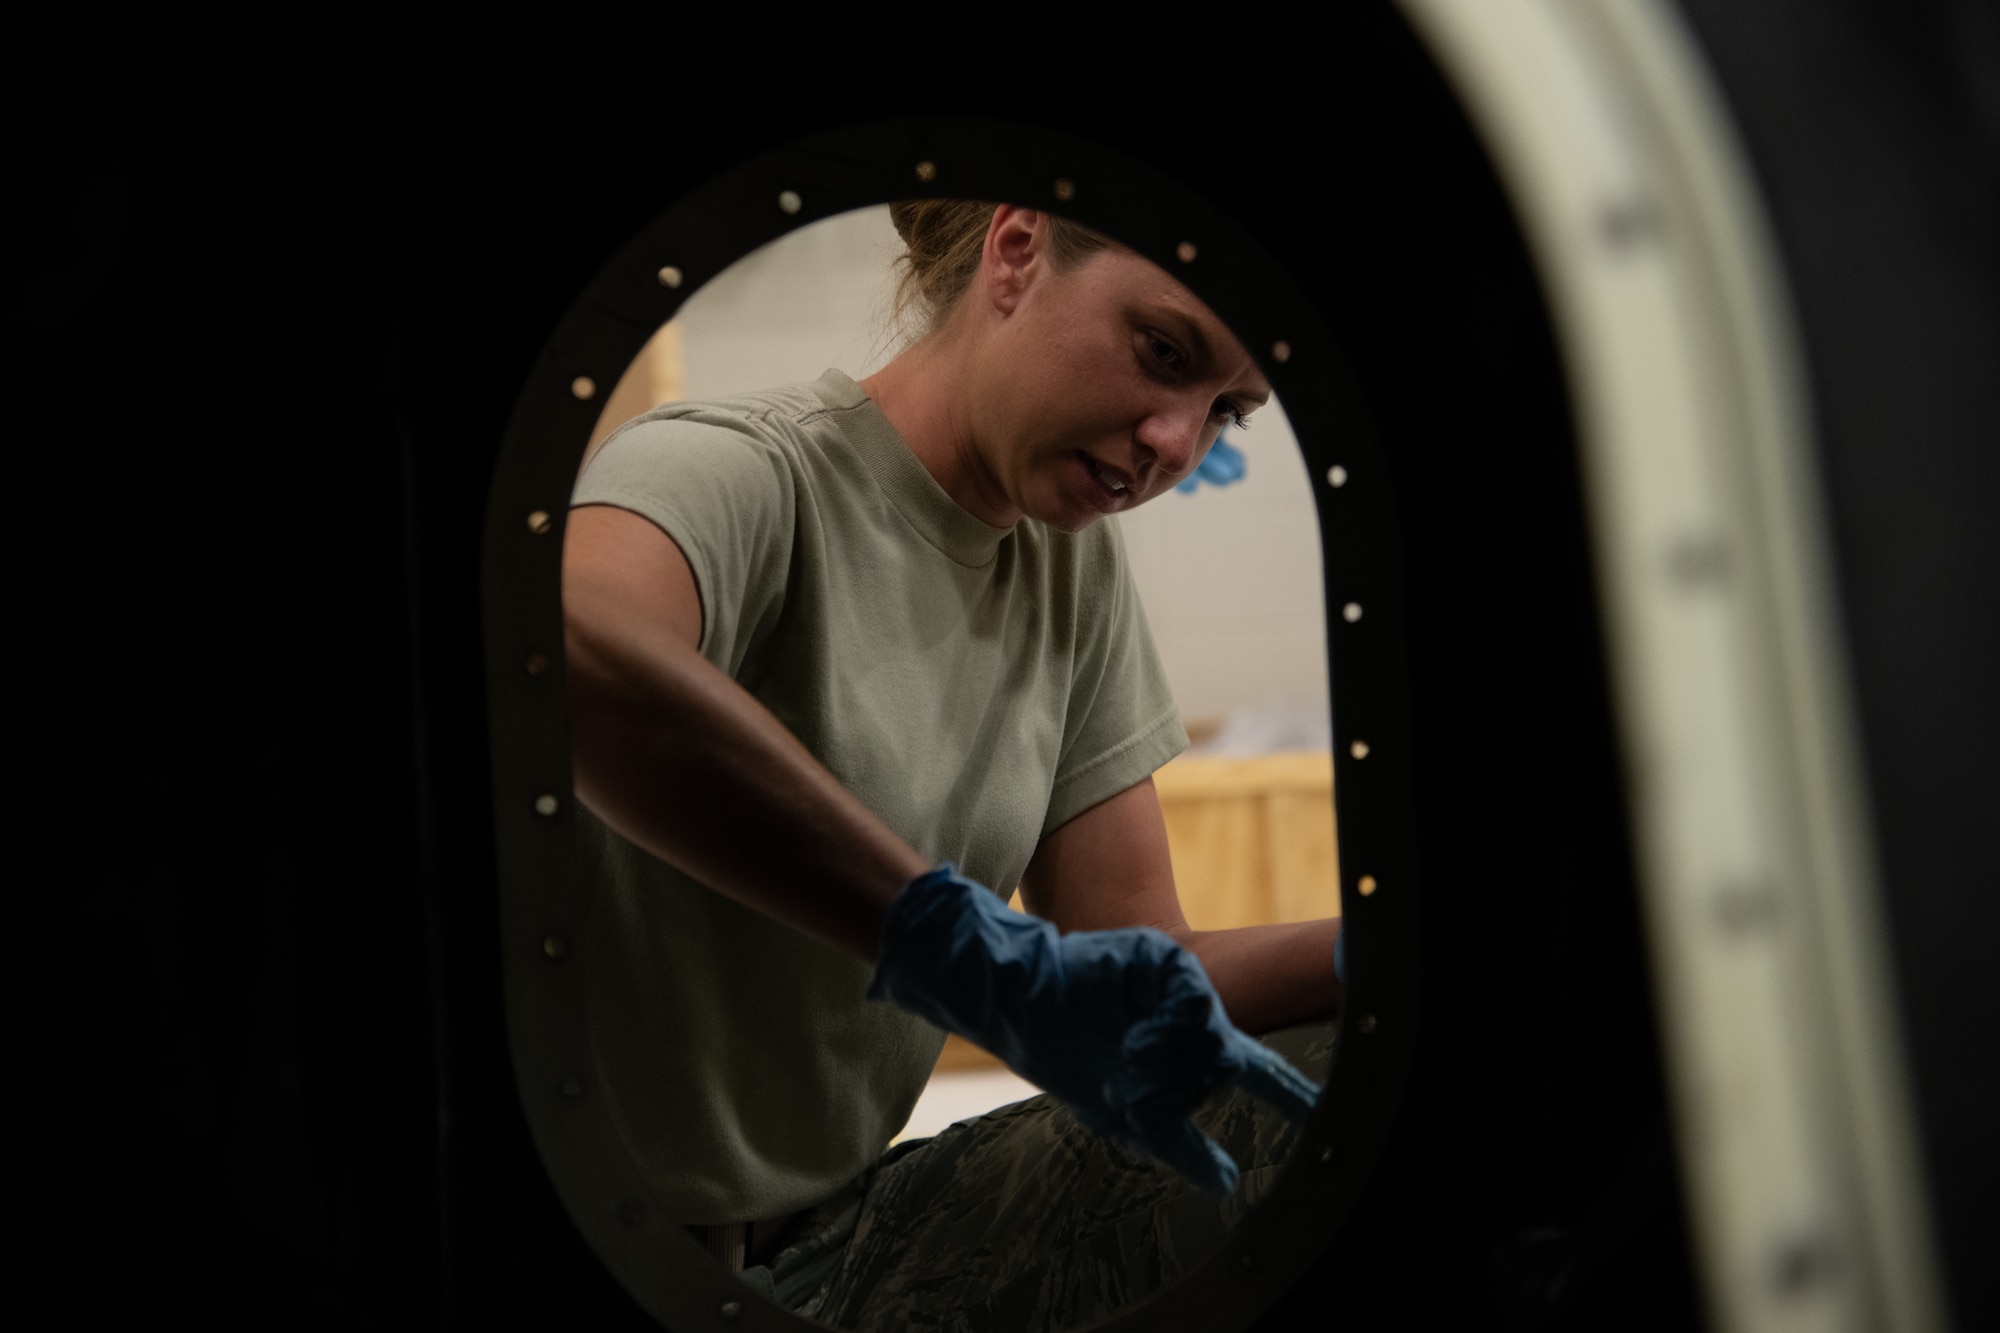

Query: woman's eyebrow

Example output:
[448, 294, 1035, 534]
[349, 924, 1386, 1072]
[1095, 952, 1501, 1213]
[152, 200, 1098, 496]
[1160, 309, 1214, 362]
[1153, 302, 1272, 403]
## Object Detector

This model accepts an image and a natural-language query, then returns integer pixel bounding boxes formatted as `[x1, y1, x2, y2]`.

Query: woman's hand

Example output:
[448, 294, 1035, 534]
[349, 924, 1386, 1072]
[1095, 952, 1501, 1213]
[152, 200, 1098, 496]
[869, 866, 1321, 1196]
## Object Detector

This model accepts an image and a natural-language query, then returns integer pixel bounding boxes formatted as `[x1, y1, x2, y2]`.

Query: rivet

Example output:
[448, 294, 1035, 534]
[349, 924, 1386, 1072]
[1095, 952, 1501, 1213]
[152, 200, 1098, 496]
[1232, 1253, 1255, 1276]
[1349, 740, 1370, 760]
[543, 936, 567, 960]
[657, 265, 684, 289]
[617, 1198, 646, 1227]
[1342, 602, 1363, 623]
[570, 376, 596, 401]
[1053, 178, 1076, 201]
[525, 652, 549, 676]
[1326, 464, 1348, 488]
[1358, 874, 1378, 897]
[1715, 880, 1781, 937]
[560, 1074, 583, 1098]
[1771, 1229, 1839, 1296]
[1357, 1014, 1378, 1034]
[1175, 241, 1198, 264]
[720, 1300, 743, 1319]
[1666, 533, 1733, 588]
[777, 190, 802, 215]
[534, 793, 559, 817]
[1271, 340, 1292, 364]
[527, 510, 553, 535]
[1598, 196, 1663, 250]
[914, 160, 937, 182]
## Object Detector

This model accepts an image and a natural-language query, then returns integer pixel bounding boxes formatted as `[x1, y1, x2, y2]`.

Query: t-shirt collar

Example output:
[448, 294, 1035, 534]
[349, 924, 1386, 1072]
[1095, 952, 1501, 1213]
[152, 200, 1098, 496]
[812, 369, 1014, 567]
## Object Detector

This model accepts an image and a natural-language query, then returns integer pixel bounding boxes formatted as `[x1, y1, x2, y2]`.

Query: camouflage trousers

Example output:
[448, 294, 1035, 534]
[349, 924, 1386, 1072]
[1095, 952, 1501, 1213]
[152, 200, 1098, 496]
[735, 1022, 1335, 1333]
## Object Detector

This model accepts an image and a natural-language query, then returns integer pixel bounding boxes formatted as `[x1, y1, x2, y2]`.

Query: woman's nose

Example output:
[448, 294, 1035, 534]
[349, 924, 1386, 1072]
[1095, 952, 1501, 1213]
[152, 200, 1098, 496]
[1135, 407, 1208, 477]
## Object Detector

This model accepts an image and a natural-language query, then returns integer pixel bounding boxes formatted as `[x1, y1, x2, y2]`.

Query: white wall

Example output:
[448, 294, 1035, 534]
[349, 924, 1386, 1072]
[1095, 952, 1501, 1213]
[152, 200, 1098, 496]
[668, 207, 1330, 731]
[1114, 400, 1329, 728]
[675, 207, 903, 395]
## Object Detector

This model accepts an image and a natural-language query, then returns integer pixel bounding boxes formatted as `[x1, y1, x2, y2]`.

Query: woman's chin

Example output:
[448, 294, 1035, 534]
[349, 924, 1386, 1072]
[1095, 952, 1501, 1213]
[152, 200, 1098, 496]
[1030, 492, 1115, 534]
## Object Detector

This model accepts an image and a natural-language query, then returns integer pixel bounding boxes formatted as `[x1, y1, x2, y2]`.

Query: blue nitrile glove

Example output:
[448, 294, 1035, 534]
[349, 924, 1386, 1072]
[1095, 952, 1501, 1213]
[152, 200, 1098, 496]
[1175, 434, 1247, 493]
[867, 865, 1321, 1196]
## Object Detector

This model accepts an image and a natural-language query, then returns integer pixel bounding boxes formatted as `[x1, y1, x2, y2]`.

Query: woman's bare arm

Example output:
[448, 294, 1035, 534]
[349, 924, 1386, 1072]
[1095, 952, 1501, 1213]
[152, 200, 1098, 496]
[1019, 778, 1343, 1035]
[563, 504, 929, 961]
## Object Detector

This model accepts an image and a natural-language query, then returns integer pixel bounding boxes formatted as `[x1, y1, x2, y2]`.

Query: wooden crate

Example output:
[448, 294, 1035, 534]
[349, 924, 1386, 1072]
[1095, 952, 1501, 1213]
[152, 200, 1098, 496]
[1153, 751, 1341, 931]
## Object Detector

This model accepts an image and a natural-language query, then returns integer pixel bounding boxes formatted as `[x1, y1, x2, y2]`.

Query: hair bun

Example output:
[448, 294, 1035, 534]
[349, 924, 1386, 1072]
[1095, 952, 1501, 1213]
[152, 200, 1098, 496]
[886, 201, 1114, 341]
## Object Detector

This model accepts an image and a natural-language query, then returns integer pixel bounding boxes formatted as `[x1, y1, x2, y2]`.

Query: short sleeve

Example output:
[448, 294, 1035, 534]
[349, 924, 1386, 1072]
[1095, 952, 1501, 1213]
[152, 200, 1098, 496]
[571, 411, 798, 675]
[1041, 522, 1188, 835]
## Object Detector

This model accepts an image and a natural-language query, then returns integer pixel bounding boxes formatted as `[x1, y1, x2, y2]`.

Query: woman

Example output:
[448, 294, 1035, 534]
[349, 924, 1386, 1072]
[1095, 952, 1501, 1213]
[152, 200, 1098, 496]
[563, 201, 1343, 1327]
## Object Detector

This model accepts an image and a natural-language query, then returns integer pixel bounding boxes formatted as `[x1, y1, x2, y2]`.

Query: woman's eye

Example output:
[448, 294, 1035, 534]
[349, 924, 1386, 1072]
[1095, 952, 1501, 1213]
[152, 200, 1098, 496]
[1145, 334, 1185, 370]
[1214, 400, 1252, 431]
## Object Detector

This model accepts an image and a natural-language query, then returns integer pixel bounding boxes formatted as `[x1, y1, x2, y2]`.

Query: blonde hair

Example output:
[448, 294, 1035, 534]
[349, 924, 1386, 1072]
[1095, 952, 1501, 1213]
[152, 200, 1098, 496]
[888, 200, 1114, 339]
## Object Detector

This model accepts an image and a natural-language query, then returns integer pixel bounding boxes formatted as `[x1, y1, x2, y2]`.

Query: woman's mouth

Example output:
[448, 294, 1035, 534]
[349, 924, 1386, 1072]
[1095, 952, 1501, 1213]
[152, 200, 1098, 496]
[1079, 453, 1132, 507]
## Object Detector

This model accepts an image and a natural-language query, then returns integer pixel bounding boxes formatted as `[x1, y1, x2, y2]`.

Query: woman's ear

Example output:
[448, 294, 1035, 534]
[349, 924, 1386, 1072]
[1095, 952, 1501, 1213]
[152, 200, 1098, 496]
[982, 205, 1045, 316]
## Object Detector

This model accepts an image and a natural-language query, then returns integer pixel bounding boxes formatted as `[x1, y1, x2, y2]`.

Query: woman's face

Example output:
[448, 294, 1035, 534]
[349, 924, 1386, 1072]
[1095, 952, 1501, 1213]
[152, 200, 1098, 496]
[968, 224, 1272, 534]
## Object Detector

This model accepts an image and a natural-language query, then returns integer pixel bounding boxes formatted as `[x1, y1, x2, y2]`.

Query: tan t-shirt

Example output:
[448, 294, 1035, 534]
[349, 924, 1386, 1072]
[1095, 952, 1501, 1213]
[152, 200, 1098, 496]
[570, 369, 1186, 1223]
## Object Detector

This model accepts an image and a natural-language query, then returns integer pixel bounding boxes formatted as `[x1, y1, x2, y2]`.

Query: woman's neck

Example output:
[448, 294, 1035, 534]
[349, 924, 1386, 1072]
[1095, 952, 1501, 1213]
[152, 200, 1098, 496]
[860, 332, 1020, 530]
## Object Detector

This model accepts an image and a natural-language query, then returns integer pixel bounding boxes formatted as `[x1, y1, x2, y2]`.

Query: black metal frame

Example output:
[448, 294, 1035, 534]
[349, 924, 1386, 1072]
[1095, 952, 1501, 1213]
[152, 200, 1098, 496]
[480, 117, 1423, 1332]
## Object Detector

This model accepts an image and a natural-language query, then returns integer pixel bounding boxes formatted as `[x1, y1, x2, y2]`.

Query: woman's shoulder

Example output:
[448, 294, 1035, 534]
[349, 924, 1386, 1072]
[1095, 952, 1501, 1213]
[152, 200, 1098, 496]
[612, 377, 845, 451]
[576, 374, 864, 496]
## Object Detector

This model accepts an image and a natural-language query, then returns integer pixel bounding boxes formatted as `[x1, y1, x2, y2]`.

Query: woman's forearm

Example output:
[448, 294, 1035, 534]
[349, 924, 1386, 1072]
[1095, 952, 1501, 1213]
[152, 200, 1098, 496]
[565, 575, 929, 963]
[1020, 777, 1343, 1036]
[1171, 917, 1343, 1036]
